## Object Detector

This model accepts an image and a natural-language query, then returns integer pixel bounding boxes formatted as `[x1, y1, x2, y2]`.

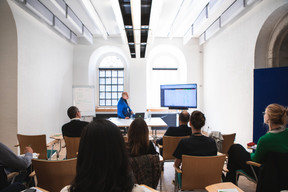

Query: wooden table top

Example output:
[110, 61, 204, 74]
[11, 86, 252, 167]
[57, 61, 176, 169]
[205, 182, 244, 192]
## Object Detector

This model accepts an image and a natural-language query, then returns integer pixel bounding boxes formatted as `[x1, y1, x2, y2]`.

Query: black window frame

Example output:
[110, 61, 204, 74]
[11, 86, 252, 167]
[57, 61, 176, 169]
[99, 68, 124, 107]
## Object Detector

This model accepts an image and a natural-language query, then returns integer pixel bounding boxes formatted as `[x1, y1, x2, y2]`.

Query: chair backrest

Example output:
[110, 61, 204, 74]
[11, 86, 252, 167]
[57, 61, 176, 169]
[32, 158, 77, 192]
[17, 134, 47, 160]
[181, 154, 226, 190]
[162, 136, 190, 161]
[129, 154, 161, 189]
[221, 133, 236, 155]
[63, 136, 80, 159]
[256, 152, 288, 192]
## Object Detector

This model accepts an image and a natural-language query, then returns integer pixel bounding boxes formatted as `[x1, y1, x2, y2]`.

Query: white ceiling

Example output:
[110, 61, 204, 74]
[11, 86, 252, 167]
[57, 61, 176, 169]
[62, 0, 211, 38]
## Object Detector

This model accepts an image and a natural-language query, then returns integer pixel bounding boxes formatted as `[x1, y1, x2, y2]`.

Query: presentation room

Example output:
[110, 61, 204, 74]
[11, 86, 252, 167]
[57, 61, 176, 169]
[1, 0, 288, 191]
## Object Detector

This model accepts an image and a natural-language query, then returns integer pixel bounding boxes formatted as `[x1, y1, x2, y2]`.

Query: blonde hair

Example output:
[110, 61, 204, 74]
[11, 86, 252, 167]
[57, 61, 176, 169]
[266, 103, 288, 126]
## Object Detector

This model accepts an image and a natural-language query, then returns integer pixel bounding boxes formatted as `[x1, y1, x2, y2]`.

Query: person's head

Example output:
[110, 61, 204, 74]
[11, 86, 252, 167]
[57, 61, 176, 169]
[189, 110, 206, 130]
[179, 111, 190, 125]
[128, 118, 149, 156]
[122, 92, 129, 100]
[264, 103, 288, 129]
[67, 106, 81, 119]
[70, 119, 134, 192]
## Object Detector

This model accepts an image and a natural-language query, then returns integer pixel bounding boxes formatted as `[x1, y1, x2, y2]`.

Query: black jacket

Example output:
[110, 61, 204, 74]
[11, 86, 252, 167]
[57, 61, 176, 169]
[62, 120, 89, 137]
[156, 125, 192, 145]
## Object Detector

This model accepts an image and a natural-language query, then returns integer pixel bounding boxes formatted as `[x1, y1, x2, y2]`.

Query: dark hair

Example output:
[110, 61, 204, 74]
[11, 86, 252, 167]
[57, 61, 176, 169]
[266, 103, 288, 126]
[179, 111, 190, 124]
[70, 119, 134, 192]
[67, 106, 79, 119]
[128, 118, 149, 156]
[190, 110, 206, 130]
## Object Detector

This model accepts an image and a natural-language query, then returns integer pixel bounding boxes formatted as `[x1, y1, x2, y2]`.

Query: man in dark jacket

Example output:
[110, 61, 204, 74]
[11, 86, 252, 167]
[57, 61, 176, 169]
[156, 111, 191, 156]
[62, 106, 89, 137]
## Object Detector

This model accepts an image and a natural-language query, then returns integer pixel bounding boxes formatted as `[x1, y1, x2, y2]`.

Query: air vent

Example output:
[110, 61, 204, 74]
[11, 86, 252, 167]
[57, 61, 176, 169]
[71, 32, 78, 44]
[199, 32, 206, 45]
[54, 17, 70, 39]
[205, 18, 220, 40]
[193, 5, 208, 33]
[67, 7, 82, 33]
[26, 0, 54, 26]
[51, 0, 66, 15]
[221, 0, 244, 27]
[83, 26, 93, 44]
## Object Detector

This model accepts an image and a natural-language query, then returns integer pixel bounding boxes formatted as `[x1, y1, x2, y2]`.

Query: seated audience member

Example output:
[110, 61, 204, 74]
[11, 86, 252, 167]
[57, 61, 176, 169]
[62, 106, 89, 137]
[61, 119, 145, 192]
[224, 103, 288, 184]
[173, 111, 217, 168]
[0, 143, 33, 190]
[127, 118, 157, 157]
[156, 111, 191, 146]
[117, 92, 134, 119]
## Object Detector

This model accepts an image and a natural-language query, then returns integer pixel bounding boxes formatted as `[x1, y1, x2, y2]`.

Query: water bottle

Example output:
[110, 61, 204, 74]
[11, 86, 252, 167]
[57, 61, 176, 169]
[148, 109, 151, 120]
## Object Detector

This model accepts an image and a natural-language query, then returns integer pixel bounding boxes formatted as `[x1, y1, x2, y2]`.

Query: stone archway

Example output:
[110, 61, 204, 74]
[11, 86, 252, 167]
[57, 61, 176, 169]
[255, 3, 288, 69]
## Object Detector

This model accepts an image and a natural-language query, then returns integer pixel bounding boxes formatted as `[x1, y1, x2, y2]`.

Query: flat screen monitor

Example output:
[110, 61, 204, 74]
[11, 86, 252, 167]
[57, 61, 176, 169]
[160, 84, 197, 109]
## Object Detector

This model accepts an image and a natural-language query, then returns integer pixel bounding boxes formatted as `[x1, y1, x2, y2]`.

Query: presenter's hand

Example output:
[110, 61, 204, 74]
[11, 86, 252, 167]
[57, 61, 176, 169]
[131, 111, 134, 114]
[125, 117, 130, 119]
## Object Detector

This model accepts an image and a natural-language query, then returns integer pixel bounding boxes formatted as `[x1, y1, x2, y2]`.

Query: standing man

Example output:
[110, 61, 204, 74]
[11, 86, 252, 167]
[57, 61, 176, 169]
[62, 106, 89, 137]
[117, 92, 133, 119]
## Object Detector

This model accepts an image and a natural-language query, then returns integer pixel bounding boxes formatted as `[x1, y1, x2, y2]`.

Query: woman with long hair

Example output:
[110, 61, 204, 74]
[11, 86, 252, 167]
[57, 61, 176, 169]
[127, 118, 157, 157]
[224, 103, 288, 184]
[61, 119, 144, 192]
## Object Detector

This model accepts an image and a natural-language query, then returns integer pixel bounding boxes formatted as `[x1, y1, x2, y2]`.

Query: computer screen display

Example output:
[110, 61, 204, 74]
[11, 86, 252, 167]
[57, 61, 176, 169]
[160, 84, 197, 109]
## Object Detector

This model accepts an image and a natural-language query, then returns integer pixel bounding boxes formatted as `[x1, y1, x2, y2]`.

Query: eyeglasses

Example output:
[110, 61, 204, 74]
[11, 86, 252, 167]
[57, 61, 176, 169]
[262, 111, 266, 115]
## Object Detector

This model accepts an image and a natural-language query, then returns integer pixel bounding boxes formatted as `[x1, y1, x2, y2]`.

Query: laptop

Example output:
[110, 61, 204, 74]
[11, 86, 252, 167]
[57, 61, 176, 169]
[135, 112, 145, 119]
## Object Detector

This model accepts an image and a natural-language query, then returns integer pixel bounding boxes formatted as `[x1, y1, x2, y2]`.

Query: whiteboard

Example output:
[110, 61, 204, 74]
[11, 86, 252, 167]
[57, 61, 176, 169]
[73, 86, 95, 117]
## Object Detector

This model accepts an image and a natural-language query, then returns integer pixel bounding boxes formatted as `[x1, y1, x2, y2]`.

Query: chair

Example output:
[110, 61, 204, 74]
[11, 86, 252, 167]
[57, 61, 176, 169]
[129, 154, 161, 189]
[161, 136, 190, 161]
[174, 154, 226, 191]
[236, 152, 288, 192]
[221, 133, 236, 155]
[63, 136, 80, 159]
[16, 134, 57, 160]
[32, 158, 77, 192]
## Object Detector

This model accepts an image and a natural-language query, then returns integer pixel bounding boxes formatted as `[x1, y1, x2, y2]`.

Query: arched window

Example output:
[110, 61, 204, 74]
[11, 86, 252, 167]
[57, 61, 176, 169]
[98, 56, 124, 106]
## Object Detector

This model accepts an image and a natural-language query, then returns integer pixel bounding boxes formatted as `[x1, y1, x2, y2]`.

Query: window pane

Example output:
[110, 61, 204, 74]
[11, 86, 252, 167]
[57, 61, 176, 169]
[106, 78, 111, 84]
[112, 78, 117, 84]
[118, 70, 124, 77]
[106, 100, 111, 106]
[112, 70, 118, 77]
[106, 85, 111, 91]
[118, 93, 122, 98]
[112, 100, 118, 106]
[99, 70, 105, 77]
[112, 92, 118, 99]
[118, 85, 124, 92]
[106, 70, 112, 77]
[106, 92, 111, 99]
[112, 85, 117, 92]
[100, 85, 105, 91]
[118, 78, 124, 84]
[100, 92, 105, 99]
[100, 100, 106, 106]
[99, 78, 105, 84]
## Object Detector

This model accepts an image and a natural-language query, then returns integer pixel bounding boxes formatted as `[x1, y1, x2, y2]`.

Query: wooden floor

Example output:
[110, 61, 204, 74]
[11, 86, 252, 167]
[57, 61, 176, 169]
[50, 130, 256, 192]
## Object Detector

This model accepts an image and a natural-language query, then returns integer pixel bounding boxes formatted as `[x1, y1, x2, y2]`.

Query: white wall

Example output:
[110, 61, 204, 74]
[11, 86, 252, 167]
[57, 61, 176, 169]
[0, 0, 18, 152]
[9, 1, 74, 142]
[202, 0, 288, 146]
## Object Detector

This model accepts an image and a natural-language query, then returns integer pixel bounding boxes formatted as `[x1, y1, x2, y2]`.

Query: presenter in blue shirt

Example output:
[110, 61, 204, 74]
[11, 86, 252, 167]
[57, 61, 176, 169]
[117, 92, 133, 119]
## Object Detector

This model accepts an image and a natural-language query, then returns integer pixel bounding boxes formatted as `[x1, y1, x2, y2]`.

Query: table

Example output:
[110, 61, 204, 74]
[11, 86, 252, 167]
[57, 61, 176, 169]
[109, 117, 167, 137]
[205, 182, 244, 192]
[109, 117, 167, 128]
